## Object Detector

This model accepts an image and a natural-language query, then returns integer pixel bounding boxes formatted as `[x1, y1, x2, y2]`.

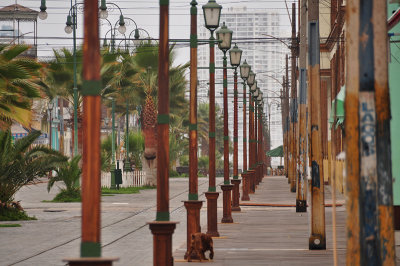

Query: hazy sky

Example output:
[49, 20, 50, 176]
[1, 0, 295, 65]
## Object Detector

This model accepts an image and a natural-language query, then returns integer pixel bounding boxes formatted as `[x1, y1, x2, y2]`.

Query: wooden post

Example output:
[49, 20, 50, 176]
[231, 69, 241, 211]
[296, 0, 307, 213]
[221, 51, 234, 223]
[184, 0, 203, 260]
[148, 2, 177, 266]
[285, 55, 290, 181]
[345, 1, 395, 264]
[205, 29, 220, 237]
[308, 0, 326, 250]
[290, 3, 297, 193]
[64, 0, 118, 265]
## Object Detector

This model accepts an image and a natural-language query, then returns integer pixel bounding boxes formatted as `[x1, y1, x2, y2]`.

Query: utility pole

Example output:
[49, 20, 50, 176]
[308, 0, 325, 250]
[184, 0, 202, 260]
[289, 3, 297, 193]
[345, 1, 395, 264]
[296, 0, 307, 212]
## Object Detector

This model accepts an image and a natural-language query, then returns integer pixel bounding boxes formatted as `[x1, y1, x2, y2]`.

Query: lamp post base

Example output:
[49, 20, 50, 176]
[205, 192, 220, 237]
[241, 173, 250, 201]
[247, 170, 256, 194]
[183, 200, 203, 260]
[148, 221, 178, 266]
[63, 258, 119, 266]
[220, 184, 234, 223]
[231, 179, 241, 211]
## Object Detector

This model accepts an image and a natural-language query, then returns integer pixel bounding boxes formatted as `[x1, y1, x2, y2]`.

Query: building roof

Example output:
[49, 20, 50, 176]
[0, 4, 38, 21]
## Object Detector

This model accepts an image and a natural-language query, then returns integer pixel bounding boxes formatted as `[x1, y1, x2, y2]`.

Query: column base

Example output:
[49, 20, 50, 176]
[241, 173, 250, 201]
[148, 221, 178, 266]
[205, 192, 220, 237]
[183, 201, 203, 260]
[63, 258, 119, 266]
[231, 179, 241, 212]
[220, 184, 234, 223]
[247, 170, 256, 194]
[296, 199, 307, 212]
[309, 234, 326, 250]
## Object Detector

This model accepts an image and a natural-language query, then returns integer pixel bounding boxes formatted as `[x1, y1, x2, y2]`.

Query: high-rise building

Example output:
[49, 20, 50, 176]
[198, 7, 286, 168]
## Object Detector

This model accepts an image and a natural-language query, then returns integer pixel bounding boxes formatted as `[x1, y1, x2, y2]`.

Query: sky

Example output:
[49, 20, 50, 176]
[1, 0, 295, 65]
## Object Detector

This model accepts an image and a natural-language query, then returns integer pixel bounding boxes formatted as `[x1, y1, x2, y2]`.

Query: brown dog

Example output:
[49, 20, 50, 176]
[187, 233, 214, 262]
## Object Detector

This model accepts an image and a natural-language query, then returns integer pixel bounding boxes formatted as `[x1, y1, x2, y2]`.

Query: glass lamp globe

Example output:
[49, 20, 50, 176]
[250, 81, 257, 93]
[247, 71, 256, 86]
[229, 43, 242, 67]
[65, 25, 73, 34]
[39, 11, 48, 20]
[240, 60, 250, 80]
[202, 0, 222, 30]
[99, 9, 108, 19]
[216, 22, 233, 51]
[118, 25, 126, 34]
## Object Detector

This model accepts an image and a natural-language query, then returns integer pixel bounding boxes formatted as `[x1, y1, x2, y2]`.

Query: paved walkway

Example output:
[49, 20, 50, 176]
[2, 175, 400, 265]
[174, 175, 348, 265]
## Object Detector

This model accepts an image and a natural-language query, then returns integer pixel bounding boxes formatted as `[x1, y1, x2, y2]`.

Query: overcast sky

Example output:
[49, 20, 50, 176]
[1, 0, 295, 65]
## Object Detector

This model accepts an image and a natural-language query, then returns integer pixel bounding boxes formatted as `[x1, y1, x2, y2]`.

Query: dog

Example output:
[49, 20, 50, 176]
[187, 232, 214, 262]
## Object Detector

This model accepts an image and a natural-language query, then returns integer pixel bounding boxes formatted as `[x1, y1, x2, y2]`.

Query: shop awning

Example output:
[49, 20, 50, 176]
[266, 145, 284, 157]
[329, 86, 345, 128]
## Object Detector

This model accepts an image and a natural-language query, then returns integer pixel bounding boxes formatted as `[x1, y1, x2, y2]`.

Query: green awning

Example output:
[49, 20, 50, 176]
[329, 86, 345, 128]
[266, 145, 284, 157]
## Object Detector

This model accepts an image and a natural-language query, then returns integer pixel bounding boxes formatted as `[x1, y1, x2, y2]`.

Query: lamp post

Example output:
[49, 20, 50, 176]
[123, 102, 131, 173]
[216, 21, 234, 224]
[202, 0, 222, 237]
[240, 60, 251, 201]
[110, 97, 116, 189]
[148, 1, 177, 265]
[229, 43, 242, 212]
[184, 0, 203, 261]
[253, 87, 260, 187]
[248, 73, 256, 193]
[257, 90, 264, 183]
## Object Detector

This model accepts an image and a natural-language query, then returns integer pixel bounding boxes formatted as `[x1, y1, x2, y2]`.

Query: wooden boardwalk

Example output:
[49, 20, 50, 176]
[174, 175, 347, 265]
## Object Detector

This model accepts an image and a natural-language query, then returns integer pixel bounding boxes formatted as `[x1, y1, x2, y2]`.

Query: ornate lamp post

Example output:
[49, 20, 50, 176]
[247, 73, 256, 193]
[253, 87, 260, 188]
[257, 90, 264, 184]
[239, 60, 251, 201]
[202, 0, 222, 237]
[229, 43, 242, 212]
[184, 0, 203, 261]
[216, 22, 234, 223]
[148, 1, 177, 266]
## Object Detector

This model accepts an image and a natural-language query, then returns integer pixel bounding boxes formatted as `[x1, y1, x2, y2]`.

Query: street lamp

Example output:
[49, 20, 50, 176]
[202, 0, 222, 30]
[229, 43, 242, 212]
[39, 0, 48, 20]
[202, 0, 222, 237]
[216, 21, 234, 224]
[240, 60, 251, 202]
[247, 71, 256, 86]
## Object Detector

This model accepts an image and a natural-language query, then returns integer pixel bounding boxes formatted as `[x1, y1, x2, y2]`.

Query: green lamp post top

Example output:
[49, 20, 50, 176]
[39, 0, 47, 20]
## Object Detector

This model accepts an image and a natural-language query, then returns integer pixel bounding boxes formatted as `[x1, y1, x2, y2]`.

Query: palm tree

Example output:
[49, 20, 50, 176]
[0, 130, 67, 205]
[47, 155, 81, 201]
[0, 44, 43, 130]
